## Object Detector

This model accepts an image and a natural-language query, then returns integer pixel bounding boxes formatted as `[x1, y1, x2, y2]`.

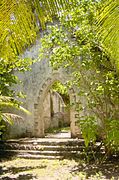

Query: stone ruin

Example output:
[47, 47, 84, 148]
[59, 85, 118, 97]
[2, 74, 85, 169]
[6, 39, 81, 139]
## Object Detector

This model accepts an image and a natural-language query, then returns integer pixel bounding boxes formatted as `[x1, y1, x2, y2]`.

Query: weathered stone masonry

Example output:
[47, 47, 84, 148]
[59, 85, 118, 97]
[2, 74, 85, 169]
[6, 39, 81, 139]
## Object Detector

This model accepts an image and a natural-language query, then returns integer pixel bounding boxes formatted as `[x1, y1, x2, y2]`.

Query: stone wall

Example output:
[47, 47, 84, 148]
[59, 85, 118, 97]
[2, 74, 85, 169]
[5, 38, 81, 139]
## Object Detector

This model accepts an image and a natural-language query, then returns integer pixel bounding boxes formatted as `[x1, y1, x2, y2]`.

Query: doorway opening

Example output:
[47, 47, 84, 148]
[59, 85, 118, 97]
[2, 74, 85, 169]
[42, 81, 71, 138]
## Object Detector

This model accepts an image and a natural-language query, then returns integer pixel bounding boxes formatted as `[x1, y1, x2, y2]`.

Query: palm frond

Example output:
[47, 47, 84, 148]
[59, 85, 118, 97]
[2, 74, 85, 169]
[1, 113, 13, 125]
[1, 113, 25, 125]
[0, 0, 37, 60]
[0, 96, 14, 102]
[0, 0, 74, 61]
[19, 106, 31, 115]
[97, 0, 119, 70]
[0, 95, 30, 114]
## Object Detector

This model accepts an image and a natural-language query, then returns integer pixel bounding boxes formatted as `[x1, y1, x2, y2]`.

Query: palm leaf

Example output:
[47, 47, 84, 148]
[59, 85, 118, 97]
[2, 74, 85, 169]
[0, 0, 74, 61]
[0, 95, 30, 126]
[0, 95, 30, 113]
[1, 113, 13, 125]
[97, 0, 119, 70]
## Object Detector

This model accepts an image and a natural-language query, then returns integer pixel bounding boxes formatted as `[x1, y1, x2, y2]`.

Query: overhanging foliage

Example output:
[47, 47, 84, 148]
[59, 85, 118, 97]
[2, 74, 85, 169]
[39, 0, 119, 155]
[97, 0, 119, 70]
[0, 0, 75, 61]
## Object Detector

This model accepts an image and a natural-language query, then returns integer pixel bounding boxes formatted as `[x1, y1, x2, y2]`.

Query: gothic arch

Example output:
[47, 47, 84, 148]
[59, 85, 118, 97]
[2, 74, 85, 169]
[6, 38, 81, 139]
[33, 72, 77, 137]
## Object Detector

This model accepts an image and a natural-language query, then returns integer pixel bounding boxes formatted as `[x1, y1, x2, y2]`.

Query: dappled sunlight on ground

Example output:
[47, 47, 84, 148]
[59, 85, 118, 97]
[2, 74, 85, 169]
[0, 158, 119, 180]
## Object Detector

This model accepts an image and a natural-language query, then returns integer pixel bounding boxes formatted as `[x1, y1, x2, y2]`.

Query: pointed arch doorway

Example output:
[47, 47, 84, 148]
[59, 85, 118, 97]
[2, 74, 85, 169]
[33, 75, 79, 138]
[43, 81, 71, 138]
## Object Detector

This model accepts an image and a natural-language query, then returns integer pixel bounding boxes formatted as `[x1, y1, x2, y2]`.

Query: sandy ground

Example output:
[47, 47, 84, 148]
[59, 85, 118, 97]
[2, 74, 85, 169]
[0, 158, 119, 180]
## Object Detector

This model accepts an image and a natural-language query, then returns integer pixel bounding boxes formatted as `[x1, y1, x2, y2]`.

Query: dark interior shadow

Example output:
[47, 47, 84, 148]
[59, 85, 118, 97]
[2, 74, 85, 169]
[0, 165, 46, 180]
[0, 165, 46, 175]
[0, 151, 18, 161]
[0, 173, 36, 180]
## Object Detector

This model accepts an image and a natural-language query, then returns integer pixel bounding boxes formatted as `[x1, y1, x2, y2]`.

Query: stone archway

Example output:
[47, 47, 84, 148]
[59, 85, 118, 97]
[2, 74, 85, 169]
[33, 73, 78, 138]
[5, 39, 81, 139]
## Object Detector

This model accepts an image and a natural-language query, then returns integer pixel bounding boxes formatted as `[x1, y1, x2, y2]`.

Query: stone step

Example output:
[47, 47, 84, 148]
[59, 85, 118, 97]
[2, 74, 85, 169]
[0, 149, 85, 155]
[0, 149, 105, 160]
[1, 138, 85, 146]
[0, 144, 85, 151]
[0, 138, 104, 160]
[17, 154, 64, 160]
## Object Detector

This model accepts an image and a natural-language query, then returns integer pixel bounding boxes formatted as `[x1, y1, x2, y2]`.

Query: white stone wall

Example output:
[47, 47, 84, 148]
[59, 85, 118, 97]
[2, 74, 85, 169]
[5, 38, 81, 139]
